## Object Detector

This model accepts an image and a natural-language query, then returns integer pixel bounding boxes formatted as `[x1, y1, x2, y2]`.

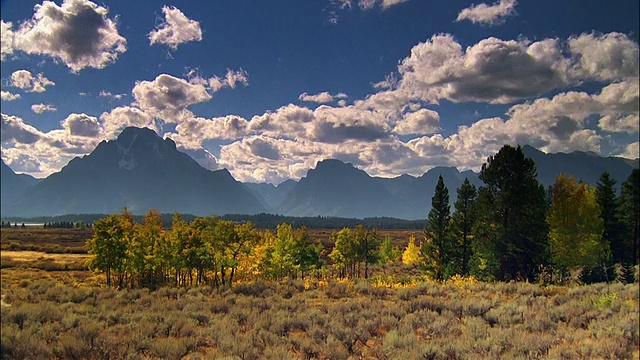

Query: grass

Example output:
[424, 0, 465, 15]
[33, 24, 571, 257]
[1, 269, 638, 359]
[0, 228, 638, 359]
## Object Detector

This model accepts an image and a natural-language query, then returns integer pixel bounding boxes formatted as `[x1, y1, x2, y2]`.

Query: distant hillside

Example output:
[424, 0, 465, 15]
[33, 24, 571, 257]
[2, 130, 637, 220]
[1, 160, 39, 214]
[4, 127, 265, 217]
[522, 145, 638, 190]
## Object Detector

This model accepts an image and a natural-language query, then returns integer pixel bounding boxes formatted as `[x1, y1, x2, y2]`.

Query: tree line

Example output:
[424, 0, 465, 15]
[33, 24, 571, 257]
[85, 145, 639, 288]
[415, 145, 638, 284]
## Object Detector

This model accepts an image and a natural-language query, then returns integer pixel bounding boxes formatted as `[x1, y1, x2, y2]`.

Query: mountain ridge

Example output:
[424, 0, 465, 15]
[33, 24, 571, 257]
[2, 128, 638, 219]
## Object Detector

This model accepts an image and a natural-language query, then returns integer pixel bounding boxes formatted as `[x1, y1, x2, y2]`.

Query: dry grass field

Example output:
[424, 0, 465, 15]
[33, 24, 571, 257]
[1, 227, 639, 359]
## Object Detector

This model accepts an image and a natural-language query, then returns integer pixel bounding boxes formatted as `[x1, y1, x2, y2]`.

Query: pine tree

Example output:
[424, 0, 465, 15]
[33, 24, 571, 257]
[423, 176, 452, 280]
[475, 145, 549, 282]
[453, 178, 477, 275]
[618, 169, 639, 283]
[596, 172, 624, 264]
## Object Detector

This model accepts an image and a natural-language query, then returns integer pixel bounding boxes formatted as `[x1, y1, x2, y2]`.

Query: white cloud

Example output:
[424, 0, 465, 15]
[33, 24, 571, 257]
[100, 106, 156, 139]
[358, 0, 409, 10]
[132, 73, 211, 121]
[11, 70, 55, 92]
[1, 20, 15, 61]
[99, 90, 126, 100]
[1, 113, 44, 144]
[398, 34, 569, 104]
[149, 6, 202, 50]
[619, 142, 639, 159]
[1, 91, 20, 101]
[299, 91, 348, 103]
[31, 103, 57, 114]
[456, 0, 517, 26]
[201, 69, 249, 92]
[568, 32, 639, 82]
[60, 113, 102, 137]
[169, 115, 249, 149]
[12, 0, 126, 72]
[393, 108, 440, 135]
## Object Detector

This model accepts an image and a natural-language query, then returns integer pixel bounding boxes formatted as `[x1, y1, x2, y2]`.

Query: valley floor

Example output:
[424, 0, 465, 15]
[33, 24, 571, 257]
[1, 263, 639, 359]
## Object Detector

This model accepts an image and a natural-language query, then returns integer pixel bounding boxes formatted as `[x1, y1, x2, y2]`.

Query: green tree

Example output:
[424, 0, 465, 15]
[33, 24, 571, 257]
[379, 236, 401, 265]
[423, 175, 452, 280]
[469, 187, 500, 281]
[547, 174, 605, 283]
[453, 178, 477, 276]
[618, 169, 639, 282]
[128, 209, 164, 288]
[86, 209, 134, 287]
[329, 228, 357, 278]
[475, 145, 549, 282]
[596, 172, 624, 264]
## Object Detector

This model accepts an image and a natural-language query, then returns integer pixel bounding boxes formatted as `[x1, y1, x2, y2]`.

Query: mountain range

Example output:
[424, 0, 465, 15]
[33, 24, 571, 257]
[1, 127, 638, 220]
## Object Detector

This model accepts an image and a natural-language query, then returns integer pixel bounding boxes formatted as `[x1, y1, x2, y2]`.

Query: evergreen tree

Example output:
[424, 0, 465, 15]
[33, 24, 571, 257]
[453, 178, 477, 275]
[618, 169, 639, 283]
[596, 172, 624, 264]
[475, 145, 549, 282]
[423, 176, 452, 280]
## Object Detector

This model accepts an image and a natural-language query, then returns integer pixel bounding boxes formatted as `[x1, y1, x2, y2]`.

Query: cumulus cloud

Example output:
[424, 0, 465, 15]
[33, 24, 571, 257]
[31, 103, 57, 114]
[168, 115, 249, 149]
[1, 20, 15, 61]
[456, 0, 517, 25]
[11, 70, 55, 92]
[393, 108, 440, 135]
[100, 106, 156, 139]
[132, 73, 211, 121]
[568, 32, 639, 82]
[398, 34, 569, 104]
[60, 113, 102, 137]
[1, 113, 44, 144]
[12, 0, 127, 72]
[1, 111, 111, 176]
[299, 91, 348, 103]
[149, 6, 202, 50]
[619, 142, 639, 159]
[1, 91, 20, 101]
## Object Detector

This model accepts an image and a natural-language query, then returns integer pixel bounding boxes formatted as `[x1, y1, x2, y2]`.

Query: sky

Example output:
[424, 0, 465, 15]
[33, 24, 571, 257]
[1, 0, 638, 184]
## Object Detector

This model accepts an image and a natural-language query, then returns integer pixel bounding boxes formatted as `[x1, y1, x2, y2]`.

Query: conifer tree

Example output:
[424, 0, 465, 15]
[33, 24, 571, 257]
[453, 178, 477, 276]
[475, 145, 549, 282]
[618, 169, 639, 282]
[423, 176, 452, 280]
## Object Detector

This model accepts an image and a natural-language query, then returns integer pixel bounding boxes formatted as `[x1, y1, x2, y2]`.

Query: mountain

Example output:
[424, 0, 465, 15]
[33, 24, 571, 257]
[1, 160, 39, 214]
[277, 159, 415, 219]
[3, 134, 638, 220]
[244, 179, 297, 211]
[5, 127, 265, 217]
[523, 145, 638, 190]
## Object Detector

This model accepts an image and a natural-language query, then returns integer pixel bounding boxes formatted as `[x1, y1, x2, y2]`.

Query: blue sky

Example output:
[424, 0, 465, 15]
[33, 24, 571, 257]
[1, 0, 638, 183]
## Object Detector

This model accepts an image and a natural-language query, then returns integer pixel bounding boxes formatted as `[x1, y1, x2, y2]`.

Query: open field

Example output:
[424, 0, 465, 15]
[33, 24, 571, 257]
[1, 228, 639, 359]
[1, 228, 91, 254]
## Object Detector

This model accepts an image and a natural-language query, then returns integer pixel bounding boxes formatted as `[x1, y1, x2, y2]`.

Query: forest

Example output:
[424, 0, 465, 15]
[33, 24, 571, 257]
[85, 145, 640, 288]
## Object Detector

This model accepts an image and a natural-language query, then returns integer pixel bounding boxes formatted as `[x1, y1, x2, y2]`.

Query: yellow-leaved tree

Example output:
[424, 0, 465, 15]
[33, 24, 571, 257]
[547, 174, 606, 282]
[402, 234, 421, 265]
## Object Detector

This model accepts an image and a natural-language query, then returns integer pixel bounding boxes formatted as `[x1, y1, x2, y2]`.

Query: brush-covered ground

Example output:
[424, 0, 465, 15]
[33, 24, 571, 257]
[1, 228, 639, 360]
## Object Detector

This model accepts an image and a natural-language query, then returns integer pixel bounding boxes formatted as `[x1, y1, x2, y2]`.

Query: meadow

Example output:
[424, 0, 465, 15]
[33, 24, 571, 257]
[1, 227, 638, 359]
